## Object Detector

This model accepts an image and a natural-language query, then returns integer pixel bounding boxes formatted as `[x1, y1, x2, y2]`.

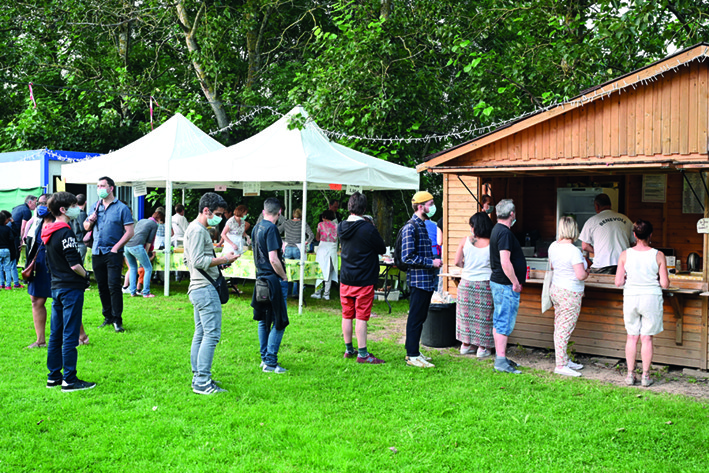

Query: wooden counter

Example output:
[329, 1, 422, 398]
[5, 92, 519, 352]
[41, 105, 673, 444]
[511, 271, 708, 369]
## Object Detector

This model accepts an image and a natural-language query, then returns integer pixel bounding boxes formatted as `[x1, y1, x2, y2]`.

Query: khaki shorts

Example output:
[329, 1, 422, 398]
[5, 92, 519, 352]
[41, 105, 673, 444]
[623, 294, 664, 336]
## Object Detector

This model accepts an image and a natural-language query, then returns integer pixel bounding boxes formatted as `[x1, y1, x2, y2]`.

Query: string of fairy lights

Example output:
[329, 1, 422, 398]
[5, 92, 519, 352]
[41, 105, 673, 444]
[9, 45, 708, 162]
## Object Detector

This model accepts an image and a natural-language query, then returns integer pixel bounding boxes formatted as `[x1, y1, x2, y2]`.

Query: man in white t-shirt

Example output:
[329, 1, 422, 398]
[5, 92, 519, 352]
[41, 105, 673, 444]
[172, 204, 189, 246]
[579, 193, 633, 274]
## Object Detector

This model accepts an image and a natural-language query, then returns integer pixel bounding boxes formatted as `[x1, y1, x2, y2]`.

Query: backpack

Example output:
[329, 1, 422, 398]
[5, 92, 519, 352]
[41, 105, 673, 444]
[394, 219, 418, 271]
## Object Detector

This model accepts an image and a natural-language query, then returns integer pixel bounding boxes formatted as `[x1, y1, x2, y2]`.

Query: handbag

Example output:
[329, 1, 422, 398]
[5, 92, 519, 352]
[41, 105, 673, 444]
[541, 261, 553, 313]
[198, 269, 230, 304]
[254, 278, 271, 303]
[21, 257, 37, 281]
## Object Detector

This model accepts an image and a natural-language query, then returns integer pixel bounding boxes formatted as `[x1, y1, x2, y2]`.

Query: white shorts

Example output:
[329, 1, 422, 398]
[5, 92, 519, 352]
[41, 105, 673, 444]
[623, 294, 664, 336]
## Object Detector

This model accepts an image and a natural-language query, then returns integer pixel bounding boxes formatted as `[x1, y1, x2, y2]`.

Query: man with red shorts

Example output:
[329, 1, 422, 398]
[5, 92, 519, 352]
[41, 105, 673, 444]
[337, 192, 387, 364]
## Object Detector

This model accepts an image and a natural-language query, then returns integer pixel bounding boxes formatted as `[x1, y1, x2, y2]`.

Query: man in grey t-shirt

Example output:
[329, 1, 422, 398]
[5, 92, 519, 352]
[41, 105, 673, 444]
[183, 192, 239, 395]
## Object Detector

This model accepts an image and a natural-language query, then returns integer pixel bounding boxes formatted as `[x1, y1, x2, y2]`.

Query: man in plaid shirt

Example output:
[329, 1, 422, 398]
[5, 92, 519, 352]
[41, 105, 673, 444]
[401, 191, 442, 368]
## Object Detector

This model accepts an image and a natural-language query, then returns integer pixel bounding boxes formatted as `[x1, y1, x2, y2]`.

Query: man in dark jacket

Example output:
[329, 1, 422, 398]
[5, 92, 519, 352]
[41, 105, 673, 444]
[251, 197, 289, 374]
[42, 192, 95, 392]
[337, 192, 387, 364]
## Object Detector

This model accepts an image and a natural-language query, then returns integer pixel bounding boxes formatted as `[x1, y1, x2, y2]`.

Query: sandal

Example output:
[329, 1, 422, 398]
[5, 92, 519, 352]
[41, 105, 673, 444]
[26, 342, 47, 349]
[79, 335, 90, 345]
[625, 373, 636, 386]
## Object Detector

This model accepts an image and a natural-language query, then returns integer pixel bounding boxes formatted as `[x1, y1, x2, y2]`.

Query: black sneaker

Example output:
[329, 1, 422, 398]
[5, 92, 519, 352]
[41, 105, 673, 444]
[193, 381, 227, 395]
[61, 379, 97, 392]
[46, 379, 62, 388]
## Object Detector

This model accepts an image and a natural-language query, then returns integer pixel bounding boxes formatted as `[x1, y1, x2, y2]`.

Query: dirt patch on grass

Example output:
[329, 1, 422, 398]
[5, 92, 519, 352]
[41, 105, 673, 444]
[370, 313, 709, 400]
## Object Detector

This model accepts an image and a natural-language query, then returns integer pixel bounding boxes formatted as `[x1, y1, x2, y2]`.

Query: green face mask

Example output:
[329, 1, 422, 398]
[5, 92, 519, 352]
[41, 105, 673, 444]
[97, 188, 110, 199]
[426, 204, 437, 218]
[207, 214, 222, 226]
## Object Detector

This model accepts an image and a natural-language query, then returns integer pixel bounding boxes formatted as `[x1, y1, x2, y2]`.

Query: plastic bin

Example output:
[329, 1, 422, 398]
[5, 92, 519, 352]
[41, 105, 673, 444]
[421, 303, 457, 348]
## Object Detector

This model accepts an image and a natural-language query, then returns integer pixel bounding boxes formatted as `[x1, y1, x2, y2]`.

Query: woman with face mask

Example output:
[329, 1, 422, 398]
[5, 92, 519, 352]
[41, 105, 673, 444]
[220, 204, 251, 295]
[25, 195, 54, 348]
[454, 212, 495, 358]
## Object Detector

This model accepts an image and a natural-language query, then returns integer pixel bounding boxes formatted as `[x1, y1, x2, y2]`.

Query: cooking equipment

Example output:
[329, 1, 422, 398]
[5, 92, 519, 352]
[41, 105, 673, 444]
[687, 252, 701, 272]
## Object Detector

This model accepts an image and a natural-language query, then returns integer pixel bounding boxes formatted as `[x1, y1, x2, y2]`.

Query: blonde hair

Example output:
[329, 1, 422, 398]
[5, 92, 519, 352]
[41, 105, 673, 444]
[557, 216, 579, 241]
[293, 208, 302, 219]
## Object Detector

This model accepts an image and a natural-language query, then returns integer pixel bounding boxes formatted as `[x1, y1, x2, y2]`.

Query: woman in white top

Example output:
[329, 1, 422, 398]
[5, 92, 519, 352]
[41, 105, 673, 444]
[548, 217, 589, 377]
[615, 219, 669, 388]
[221, 204, 251, 255]
[221, 204, 251, 294]
[454, 212, 495, 358]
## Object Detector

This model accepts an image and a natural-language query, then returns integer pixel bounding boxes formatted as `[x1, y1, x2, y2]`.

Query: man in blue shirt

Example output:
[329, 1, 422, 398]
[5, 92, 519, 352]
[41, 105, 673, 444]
[11, 194, 37, 287]
[84, 176, 134, 332]
[401, 191, 442, 368]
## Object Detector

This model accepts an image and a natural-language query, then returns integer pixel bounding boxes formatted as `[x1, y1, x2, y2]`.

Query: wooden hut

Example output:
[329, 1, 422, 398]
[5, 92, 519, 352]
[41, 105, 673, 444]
[419, 43, 709, 369]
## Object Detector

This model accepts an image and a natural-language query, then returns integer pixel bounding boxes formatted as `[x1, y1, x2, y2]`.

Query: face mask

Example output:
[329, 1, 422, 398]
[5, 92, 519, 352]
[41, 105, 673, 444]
[36, 205, 50, 218]
[243, 214, 249, 219]
[511, 219, 517, 227]
[426, 204, 437, 218]
[64, 207, 81, 220]
[485, 206, 494, 215]
[97, 188, 110, 199]
[207, 214, 222, 226]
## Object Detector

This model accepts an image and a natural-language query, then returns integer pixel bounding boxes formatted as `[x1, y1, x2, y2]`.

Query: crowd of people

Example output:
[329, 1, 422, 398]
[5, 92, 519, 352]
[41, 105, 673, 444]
[3, 179, 670, 394]
[452, 193, 669, 385]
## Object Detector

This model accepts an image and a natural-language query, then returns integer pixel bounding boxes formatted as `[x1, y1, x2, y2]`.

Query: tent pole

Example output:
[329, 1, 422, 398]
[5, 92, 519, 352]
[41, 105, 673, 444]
[299, 181, 307, 315]
[164, 181, 173, 297]
[182, 188, 185, 205]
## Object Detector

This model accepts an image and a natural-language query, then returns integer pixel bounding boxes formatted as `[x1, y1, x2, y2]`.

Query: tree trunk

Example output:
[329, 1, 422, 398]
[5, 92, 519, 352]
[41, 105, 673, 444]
[372, 191, 394, 246]
[175, 0, 232, 143]
[380, 0, 392, 20]
[245, 2, 272, 92]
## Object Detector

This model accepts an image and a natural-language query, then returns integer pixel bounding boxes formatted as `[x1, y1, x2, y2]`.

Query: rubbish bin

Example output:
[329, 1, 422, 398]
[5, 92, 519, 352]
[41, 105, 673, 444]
[421, 303, 457, 348]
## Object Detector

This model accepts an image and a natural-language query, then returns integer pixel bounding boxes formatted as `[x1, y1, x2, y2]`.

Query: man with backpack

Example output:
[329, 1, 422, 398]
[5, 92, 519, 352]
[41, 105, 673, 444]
[400, 191, 442, 368]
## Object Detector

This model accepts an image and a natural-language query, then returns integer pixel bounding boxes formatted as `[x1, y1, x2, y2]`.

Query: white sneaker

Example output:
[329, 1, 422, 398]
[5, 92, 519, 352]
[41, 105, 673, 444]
[476, 347, 492, 358]
[554, 366, 582, 377]
[311, 293, 322, 299]
[406, 355, 435, 368]
[323, 295, 330, 300]
[567, 360, 584, 370]
[460, 345, 473, 355]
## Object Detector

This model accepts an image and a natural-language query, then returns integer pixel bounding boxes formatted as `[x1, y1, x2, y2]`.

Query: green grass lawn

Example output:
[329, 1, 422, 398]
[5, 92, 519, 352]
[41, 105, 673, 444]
[2, 281, 708, 472]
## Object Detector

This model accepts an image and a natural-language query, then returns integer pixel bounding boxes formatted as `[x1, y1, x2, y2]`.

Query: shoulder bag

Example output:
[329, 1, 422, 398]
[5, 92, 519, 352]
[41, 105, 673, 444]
[541, 260, 553, 313]
[251, 225, 272, 303]
[196, 248, 229, 304]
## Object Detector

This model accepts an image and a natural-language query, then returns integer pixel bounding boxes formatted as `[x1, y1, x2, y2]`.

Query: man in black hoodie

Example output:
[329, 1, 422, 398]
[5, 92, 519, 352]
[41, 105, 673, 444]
[42, 192, 95, 392]
[337, 192, 387, 364]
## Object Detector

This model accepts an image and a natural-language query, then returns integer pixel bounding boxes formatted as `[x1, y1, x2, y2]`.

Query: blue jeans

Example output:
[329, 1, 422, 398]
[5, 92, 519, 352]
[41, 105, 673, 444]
[284, 246, 300, 295]
[189, 285, 222, 386]
[0, 248, 11, 286]
[10, 259, 19, 285]
[490, 281, 521, 336]
[47, 287, 84, 384]
[124, 246, 153, 295]
[258, 280, 289, 366]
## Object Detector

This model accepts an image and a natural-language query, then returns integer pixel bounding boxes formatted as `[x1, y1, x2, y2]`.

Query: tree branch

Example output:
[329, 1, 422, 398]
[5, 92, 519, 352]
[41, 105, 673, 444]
[485, 69, 542, 107]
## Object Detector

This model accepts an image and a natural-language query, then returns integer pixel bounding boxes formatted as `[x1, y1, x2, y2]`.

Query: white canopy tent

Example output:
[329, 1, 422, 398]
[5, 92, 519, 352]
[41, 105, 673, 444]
[170, 106, 420, 312]
[62, 113, 226, 295]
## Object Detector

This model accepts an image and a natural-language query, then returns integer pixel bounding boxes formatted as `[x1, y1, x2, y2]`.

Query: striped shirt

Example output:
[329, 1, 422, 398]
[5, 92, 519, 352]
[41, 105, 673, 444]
[283, 219, 314, 248]
[401, 214, 436, 291]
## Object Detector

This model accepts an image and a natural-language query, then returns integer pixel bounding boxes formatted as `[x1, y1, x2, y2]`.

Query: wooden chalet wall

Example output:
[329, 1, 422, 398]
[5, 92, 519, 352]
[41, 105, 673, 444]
[512, 285, 705, 368]
[448, 60, 708, 168]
